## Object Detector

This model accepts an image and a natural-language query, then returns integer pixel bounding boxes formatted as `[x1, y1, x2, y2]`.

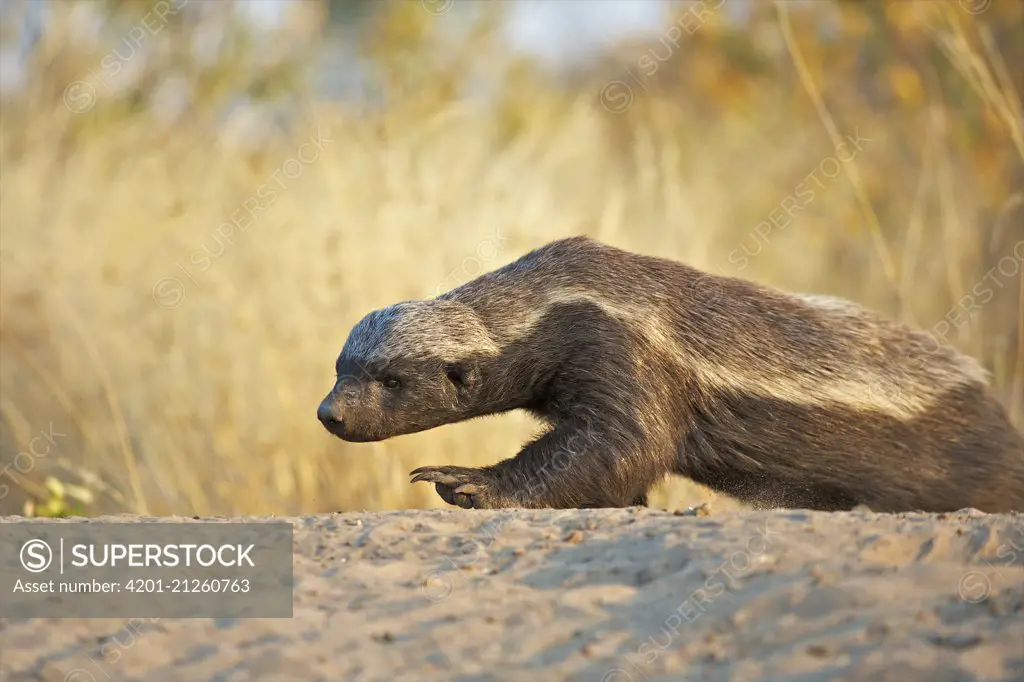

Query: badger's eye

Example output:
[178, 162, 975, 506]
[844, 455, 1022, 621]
[382, 377, 402, 390]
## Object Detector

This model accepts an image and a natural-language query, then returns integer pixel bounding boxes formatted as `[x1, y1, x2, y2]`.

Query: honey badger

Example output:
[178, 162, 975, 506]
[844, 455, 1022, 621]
[317, 236, 1024, 512]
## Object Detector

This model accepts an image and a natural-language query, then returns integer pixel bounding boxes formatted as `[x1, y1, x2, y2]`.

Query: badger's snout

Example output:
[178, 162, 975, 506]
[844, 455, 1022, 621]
[318, 391, 382, 442]
[317, 397, 345, 434]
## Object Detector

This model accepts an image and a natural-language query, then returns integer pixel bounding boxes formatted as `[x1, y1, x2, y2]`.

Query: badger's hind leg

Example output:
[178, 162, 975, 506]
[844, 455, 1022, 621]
[679, 465, 859, 512]
[580, 494, 646, 509]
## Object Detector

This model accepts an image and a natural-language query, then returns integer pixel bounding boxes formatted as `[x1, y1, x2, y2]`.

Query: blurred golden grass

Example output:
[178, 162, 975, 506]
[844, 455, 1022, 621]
[0, 0, 1021, 517]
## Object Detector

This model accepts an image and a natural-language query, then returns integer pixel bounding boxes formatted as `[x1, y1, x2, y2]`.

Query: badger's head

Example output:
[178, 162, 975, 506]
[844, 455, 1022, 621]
[317, 299, 498, 442]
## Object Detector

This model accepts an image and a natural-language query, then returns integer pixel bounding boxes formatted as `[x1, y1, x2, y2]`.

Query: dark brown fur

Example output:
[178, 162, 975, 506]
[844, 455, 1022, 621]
[318, 237, 1024, 512]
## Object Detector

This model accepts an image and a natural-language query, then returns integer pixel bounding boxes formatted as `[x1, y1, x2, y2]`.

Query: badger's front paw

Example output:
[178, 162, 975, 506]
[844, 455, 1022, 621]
[409, 465, 495, 509]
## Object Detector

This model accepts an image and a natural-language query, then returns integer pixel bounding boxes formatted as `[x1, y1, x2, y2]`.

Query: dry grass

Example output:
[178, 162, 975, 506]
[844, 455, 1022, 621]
[0, 0, 1021, 517]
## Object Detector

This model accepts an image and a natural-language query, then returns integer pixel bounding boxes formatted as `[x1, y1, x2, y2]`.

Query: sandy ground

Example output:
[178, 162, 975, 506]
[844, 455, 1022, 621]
[1, 506, 1023, 682]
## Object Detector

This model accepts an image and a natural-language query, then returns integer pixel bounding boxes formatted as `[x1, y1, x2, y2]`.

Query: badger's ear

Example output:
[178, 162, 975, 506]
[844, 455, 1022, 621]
[445, 361, 479, 396]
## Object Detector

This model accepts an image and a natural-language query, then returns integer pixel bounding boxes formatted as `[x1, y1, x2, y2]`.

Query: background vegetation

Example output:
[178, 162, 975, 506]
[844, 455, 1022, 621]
[1, 0, 1021, 517]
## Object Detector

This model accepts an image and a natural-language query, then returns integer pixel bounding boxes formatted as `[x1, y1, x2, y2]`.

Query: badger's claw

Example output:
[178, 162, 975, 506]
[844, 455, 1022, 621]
[410, 466, 493, 509]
